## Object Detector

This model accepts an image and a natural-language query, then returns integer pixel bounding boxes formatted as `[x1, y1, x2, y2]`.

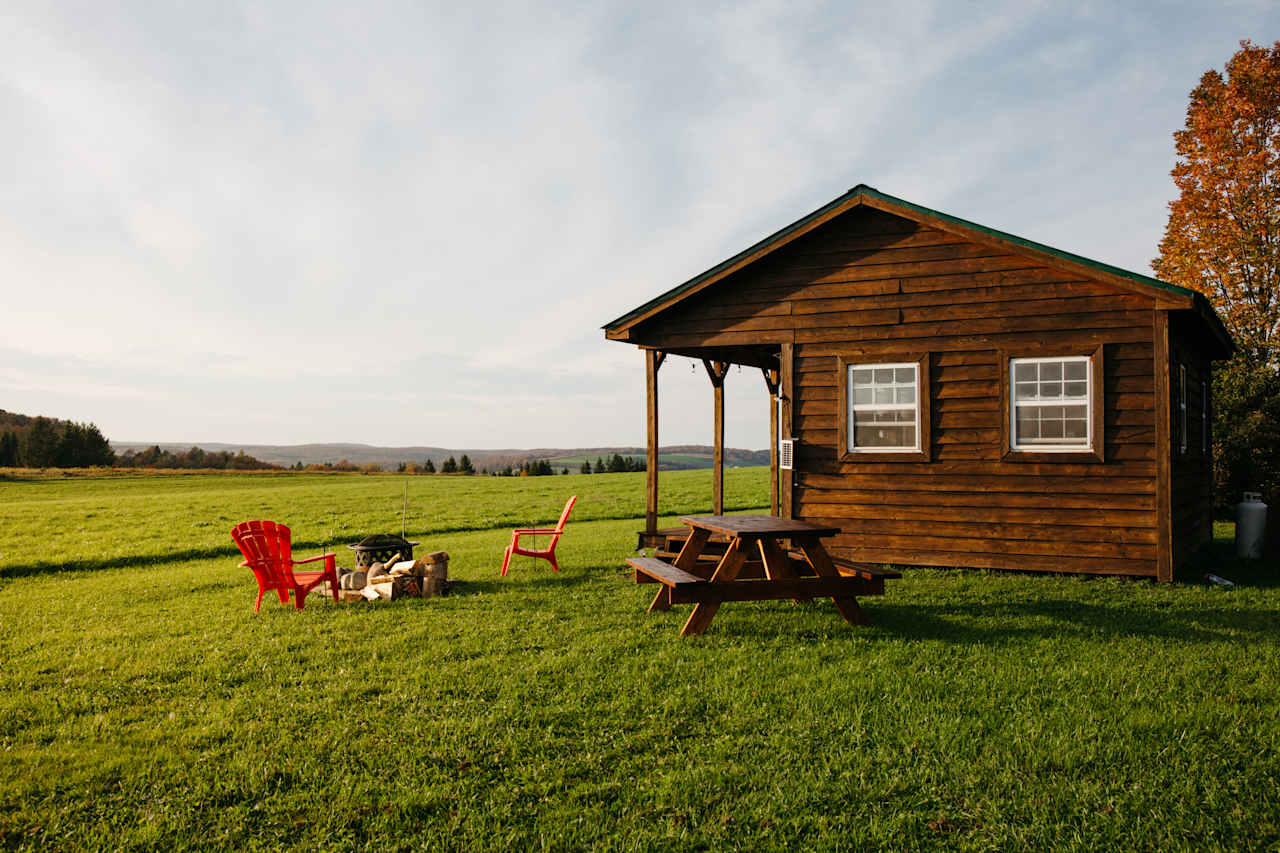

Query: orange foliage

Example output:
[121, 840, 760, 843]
[1153, 40, 1280, 364]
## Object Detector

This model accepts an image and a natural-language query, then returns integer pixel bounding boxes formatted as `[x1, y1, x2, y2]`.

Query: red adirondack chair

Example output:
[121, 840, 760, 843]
[500, 495, 577, 576]
[230, 520, 339, 612]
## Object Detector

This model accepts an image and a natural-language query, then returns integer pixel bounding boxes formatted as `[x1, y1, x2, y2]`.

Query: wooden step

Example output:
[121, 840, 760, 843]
[627, 557, 708, 589]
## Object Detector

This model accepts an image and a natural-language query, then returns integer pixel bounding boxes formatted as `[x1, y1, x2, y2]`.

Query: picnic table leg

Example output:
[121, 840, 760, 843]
[797, 539, 869, 626]
[757, 537, 809, 604]
[648, 587, 672, 612]
[651, 527, 711, 613]
[674, 528, 711, 573]
[682, 538, 746, 636]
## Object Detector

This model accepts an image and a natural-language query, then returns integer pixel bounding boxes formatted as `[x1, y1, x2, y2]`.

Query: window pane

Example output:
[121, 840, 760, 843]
[849, 363, 920, 451]
[1016, 416, 1039, 440]
[1014, 363, 1037, 382]
[1041, 362, 1063, 381]
[1064, 381, 1087, 398]
[854, 422, 915, 448]
[1015, 382, 1037, 400]
[1065, 361, 1087, 381]
[1042, 419, 1064, 439]
[1064, 419, 1087, 439]
[862, 409, 913, 425]
[1041, 381, 1062, 398]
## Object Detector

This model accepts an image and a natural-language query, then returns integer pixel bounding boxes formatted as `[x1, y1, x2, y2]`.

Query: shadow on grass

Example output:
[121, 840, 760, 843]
[0, 545, 244, 579]
[453, 571, 603, 597]
[1177, 541, 1280, 589]
[861, 596, 1280, 645]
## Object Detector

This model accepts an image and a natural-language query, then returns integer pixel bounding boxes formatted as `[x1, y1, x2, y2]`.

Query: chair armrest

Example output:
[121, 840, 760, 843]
[514, 528, 559, 535]
[293, 553, 336, 566]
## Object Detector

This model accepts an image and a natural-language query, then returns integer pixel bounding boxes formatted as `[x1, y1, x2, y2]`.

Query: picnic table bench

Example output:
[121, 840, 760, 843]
[627, 515, 899, 636]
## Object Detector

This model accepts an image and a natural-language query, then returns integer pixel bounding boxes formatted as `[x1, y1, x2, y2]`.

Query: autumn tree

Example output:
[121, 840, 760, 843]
[1154, 41, 1280, 509]
[1153, 40, 1280, 364]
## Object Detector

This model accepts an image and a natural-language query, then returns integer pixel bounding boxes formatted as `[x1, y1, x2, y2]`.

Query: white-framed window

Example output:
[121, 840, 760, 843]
[848, 362, 920, 452]
[1010, 356, 1092, 451]
[1178, 364, 1188, 455]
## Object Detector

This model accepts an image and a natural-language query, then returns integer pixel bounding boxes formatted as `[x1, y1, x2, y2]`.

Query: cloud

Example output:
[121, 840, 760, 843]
[1, 0, 1276, 446]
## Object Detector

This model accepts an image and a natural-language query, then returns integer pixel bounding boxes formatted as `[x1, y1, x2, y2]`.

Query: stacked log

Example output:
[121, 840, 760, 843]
[326, 551, 449, 602]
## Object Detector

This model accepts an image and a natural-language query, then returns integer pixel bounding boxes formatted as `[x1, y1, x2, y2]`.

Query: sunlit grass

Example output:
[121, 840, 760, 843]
[0, 470, 1276, 850]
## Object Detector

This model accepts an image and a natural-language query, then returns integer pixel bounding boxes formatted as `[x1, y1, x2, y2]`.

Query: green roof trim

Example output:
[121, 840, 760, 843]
[602, 184, 1224, 335]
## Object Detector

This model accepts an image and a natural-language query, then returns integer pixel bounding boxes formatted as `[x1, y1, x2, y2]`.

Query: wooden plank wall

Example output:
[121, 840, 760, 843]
[633, 207, 1163, 577]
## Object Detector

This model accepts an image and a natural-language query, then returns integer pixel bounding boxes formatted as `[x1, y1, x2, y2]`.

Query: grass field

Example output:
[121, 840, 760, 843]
[1, 469, 1277, 851]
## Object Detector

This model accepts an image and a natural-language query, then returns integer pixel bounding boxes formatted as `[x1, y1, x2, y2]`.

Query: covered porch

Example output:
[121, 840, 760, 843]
[634, 341, 794, 549]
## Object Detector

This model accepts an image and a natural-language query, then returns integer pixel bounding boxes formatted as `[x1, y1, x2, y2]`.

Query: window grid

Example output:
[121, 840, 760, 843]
[1010, 356, 1092, 451]
[848, 363, 920, 452]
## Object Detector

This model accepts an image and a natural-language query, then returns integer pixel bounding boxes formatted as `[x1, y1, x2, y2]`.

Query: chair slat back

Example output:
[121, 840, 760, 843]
[231, 520, 296, 587]
[544, 495, 577, 550]
[554, 496, 577, 532]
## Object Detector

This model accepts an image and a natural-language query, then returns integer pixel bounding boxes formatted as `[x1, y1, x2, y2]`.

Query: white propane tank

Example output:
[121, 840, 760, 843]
[1235, 492, 1268, 559]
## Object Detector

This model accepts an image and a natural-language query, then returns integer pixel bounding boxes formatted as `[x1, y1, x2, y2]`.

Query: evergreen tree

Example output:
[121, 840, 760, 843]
[22, 417, 60, 467]
[595, 456, 605, 474]
[424, 459, 436, 473]
[580, 459, 591, 474]
[441, 456, 458, 473]
[0, 430, 16, 466]
[459, 454, 475, 474]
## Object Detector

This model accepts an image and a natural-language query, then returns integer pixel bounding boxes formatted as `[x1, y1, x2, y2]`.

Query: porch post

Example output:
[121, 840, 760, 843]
[645, 349, 665, 537]
[702, 360, 729, 515]
[762, 366, 780, 516]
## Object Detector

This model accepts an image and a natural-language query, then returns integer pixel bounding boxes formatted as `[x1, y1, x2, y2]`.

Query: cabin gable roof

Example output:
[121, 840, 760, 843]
[603, 184, 1232, 357]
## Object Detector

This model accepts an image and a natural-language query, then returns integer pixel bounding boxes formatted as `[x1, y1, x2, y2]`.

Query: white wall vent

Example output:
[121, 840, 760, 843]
[779, 438, 795, 471]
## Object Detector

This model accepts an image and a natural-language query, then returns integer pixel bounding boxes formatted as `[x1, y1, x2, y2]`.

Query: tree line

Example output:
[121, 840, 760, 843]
[0, 410, 281, 470]
[296, 453, 646, 476]
[115, 445, 279, 470]
[0, 417, 115, 468]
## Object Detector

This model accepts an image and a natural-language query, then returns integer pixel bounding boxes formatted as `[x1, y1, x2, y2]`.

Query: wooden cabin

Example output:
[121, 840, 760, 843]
[604, 185, 1232, 581]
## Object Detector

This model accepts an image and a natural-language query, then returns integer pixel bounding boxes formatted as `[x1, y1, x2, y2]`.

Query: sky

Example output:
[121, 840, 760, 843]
[2, 1, 1277, 450]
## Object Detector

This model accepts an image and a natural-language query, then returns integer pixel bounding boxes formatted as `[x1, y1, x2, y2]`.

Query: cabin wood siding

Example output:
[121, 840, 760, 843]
[633, 207, 1163, 577]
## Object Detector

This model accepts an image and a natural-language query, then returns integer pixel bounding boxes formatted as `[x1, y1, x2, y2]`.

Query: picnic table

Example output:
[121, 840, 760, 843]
[627, 515, 899, 636]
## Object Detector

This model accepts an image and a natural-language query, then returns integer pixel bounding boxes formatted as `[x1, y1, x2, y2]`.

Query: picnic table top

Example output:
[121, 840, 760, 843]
[677, 514, 841, 539]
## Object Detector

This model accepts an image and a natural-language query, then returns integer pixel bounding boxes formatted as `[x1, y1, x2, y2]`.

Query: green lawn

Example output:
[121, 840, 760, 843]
[1, 469, 1277, 851]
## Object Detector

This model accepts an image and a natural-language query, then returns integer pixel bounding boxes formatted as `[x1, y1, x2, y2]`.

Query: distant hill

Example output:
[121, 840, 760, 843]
[109, 441, 769, 471]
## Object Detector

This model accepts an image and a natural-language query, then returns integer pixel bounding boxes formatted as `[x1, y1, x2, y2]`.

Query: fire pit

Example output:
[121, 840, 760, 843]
[348, 533, 419, 567]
